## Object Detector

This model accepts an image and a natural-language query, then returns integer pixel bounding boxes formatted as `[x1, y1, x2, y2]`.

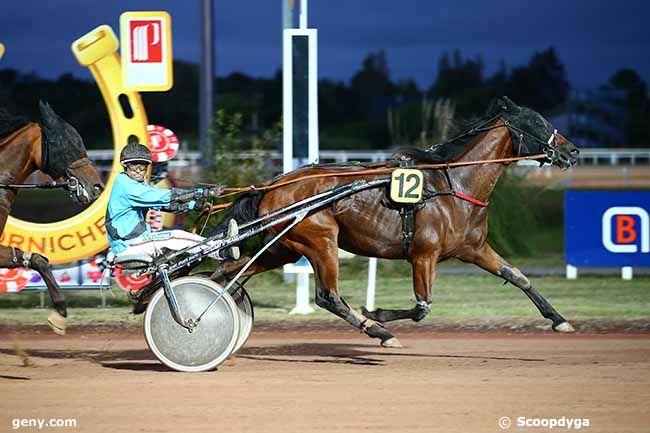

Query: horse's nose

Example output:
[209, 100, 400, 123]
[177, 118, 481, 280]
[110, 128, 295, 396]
[570, 148, 580, 157]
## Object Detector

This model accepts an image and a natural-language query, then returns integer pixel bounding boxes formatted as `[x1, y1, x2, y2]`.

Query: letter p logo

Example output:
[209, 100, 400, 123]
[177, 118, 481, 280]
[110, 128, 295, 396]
[602, 207, 649, 253]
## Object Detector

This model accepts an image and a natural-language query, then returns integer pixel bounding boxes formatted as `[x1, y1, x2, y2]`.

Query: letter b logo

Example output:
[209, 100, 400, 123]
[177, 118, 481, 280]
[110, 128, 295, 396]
[602, 207, 649, 253]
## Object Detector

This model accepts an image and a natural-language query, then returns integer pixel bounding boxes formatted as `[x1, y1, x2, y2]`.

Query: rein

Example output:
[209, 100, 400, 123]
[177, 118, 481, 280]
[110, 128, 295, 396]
[0, 180, 71, 190]
[216, 115, 555, 198]
[202, 153, 546, 215]
[222, 153, 546, 194]
[0, 160, 91, 191]
[201, 115, 558, 212]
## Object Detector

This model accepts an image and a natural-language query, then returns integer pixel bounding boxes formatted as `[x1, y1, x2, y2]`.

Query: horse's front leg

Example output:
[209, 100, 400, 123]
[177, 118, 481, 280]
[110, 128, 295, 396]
[0, 246, 67, 335]
[459, 243, 574, 332]
[361, 254, 437, 323]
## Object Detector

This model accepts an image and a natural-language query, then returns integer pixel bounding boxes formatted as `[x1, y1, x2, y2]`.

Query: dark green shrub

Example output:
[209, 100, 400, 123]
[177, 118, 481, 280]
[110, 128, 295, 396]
[487, 170, 546, 257]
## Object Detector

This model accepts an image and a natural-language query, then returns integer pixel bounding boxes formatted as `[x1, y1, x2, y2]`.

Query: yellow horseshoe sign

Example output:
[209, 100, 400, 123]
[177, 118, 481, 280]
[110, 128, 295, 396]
[0, 25, 149, 264]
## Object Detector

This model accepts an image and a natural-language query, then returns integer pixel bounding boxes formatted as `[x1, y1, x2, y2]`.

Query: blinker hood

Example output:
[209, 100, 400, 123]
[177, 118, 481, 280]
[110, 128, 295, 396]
[39, 101, 87, 180]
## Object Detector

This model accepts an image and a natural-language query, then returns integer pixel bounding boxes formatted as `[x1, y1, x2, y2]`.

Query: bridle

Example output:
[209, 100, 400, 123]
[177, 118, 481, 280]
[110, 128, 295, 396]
[62, 158, 94, 201]
[502, 120, 560, 165]
[440, 114, 562, 165]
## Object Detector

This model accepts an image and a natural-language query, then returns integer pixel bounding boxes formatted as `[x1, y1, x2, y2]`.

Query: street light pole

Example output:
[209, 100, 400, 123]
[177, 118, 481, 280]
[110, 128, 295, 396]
[199, 0, 215, 168]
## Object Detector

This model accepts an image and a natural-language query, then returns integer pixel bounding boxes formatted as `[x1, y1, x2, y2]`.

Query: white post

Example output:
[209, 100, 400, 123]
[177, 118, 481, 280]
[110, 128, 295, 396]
[282, 2, 319, 312]
[282, 30, 293, 174]
[299, 0, 308, 29]
[622, 266, 633, 280]
[282, 27, 319, 172]
[566, 264, 578, 280]
[289, 272, 315, 315]
[366, 257, 377, 311]
[307, 31, 319, 163]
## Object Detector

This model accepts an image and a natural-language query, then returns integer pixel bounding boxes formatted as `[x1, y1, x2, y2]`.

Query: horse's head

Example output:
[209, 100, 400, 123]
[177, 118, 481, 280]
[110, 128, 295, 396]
[38, 101, 104, 204]
[497, 96, 579, 170]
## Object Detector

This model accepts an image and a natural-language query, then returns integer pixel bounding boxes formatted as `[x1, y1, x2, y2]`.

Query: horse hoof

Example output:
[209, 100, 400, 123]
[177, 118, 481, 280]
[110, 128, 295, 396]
[553, 321, 575, 333]
[47, 311, 66, 336]
[381, 337, 403, 348]
[132, 301, 149, 315]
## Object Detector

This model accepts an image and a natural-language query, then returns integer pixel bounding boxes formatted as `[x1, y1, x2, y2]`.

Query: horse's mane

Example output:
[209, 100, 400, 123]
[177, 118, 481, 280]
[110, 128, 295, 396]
[392, 98, 506, 164]
[0, 108, 30, 140]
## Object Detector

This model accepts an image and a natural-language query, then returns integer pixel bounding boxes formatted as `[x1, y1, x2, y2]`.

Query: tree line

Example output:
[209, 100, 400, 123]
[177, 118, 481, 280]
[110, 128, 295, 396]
[0, 47, 647, 149]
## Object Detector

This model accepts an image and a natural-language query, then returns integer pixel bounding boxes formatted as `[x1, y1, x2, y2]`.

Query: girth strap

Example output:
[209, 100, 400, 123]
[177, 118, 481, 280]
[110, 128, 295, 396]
[399, 206, 415, 257]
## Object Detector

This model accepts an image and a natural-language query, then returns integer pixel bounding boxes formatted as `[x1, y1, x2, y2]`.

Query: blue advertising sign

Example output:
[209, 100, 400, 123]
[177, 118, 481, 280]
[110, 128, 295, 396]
[565, 191, 650, 267]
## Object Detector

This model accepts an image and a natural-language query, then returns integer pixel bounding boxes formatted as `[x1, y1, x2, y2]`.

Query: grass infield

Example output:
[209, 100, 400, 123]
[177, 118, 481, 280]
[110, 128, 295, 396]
[0, 257, 648, 327]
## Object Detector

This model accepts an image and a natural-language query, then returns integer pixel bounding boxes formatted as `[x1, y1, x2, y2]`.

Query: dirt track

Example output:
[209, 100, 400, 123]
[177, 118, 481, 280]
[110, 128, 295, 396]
[1, 327, 649, 433]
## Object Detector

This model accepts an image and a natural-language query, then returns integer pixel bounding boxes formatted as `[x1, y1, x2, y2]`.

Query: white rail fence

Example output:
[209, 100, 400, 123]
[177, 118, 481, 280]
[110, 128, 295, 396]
[87, 148, 650, 171]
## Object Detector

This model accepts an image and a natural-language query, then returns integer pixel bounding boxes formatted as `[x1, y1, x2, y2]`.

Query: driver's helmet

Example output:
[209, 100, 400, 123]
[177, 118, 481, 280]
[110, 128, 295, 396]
[120, 143, 152, 166]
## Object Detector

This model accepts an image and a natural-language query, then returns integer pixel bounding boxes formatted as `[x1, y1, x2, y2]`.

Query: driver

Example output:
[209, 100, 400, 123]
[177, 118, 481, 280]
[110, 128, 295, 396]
[105, 142, 239, 261]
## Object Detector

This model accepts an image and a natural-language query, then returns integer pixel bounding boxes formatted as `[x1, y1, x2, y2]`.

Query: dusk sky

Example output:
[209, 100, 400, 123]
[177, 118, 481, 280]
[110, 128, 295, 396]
[1, 0, 649, 91]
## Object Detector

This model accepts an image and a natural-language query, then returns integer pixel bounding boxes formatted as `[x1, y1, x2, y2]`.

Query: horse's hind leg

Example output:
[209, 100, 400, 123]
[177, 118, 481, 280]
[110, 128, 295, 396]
[0, 246, 67, 335]
[312, 253, 402, 347]
[281, 235, 402, 347]
[362, 253, 438, 323]
[460, 243, 574, 332]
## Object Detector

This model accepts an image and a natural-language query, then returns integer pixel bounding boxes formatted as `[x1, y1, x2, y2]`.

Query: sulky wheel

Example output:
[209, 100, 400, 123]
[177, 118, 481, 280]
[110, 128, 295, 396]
[229, 282, 254, 354]
[144, 276, 240, 372]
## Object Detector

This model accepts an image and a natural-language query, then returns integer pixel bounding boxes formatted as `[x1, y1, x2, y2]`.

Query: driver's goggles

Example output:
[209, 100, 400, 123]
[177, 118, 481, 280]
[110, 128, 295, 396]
[126, 163, 149, 173]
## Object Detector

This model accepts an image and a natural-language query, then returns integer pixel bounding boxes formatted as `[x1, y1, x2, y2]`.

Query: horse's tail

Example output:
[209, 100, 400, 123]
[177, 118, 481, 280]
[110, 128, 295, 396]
[209, 190, 263, 236]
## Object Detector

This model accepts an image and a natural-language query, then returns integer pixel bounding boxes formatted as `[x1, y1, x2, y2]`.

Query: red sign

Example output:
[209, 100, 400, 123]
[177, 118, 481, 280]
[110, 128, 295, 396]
[130, 20, 163, 63]
[147, 124, 179, 162]
[0, 268, 31, 293]
[114, 267, 153, 292]
[120, 12, 173, 91]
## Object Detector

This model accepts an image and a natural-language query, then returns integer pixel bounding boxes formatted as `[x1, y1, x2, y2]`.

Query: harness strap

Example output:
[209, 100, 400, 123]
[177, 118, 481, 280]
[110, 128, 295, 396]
[421, 189, 488, 207]
[399, 206, 415, 257]
[22, 251, 32, 268]
[11, 247, 19, 265]
[453, 191, 488, 207]
[9, 247, 33, 268]
[66, 158, 92, 169]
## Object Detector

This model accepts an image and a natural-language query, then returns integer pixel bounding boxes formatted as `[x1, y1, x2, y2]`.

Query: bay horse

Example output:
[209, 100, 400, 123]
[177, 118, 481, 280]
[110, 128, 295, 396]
[215, 96, 579, 347]
[0, 101, 104, 334]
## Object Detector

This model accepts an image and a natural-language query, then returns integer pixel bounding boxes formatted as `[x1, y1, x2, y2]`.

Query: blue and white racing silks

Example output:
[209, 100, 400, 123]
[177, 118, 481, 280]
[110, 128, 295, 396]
[105, 172, 195, 253]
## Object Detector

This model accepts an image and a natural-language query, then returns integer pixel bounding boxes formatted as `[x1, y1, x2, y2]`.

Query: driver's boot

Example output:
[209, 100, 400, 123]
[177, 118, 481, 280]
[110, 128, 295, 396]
[214, 219, 240, 261]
